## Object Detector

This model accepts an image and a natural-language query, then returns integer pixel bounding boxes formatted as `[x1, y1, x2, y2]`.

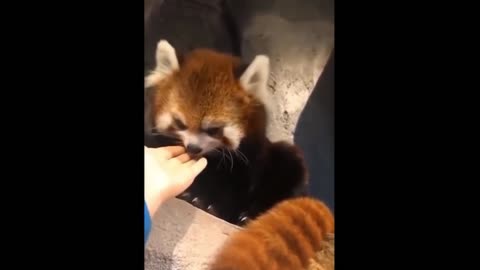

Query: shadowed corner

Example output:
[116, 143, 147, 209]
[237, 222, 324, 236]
[294, 49, 334, 212]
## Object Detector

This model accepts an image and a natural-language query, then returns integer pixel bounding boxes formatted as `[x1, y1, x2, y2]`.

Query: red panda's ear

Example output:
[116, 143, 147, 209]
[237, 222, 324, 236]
[238, 55, 270, 95]
[145, 40, 180, 87]
[237, 55, 274, 126]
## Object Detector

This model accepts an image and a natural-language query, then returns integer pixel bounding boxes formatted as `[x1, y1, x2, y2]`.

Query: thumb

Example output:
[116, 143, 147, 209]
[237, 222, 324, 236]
[188, 158, 208, 177]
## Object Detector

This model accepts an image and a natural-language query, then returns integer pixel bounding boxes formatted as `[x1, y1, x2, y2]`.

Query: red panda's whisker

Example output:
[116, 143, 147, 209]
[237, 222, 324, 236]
[214, 148, 227, 170]
[235, 149, 249, 165]
[226, 149, 234, 171]
[233, 149, 244, 165]
[214, 149, 225, 170]
[223, 148, 231, 165]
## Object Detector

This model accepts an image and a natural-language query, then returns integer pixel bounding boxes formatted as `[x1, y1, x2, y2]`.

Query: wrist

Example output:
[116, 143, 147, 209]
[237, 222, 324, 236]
[145, 189, 165, 217]
[144, 170, 168, 217]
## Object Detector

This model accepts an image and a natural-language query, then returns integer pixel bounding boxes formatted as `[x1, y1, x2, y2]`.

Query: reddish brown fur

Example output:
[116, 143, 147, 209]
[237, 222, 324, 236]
[209, 197, 335, 270]
[152, 49, 266, 144]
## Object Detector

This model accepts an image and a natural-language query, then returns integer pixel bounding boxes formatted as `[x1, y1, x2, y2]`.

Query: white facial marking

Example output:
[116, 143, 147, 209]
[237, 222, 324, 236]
[177, 130, 223, 155]
[155, 113, 173, 130]
[223, 125, 244, 149]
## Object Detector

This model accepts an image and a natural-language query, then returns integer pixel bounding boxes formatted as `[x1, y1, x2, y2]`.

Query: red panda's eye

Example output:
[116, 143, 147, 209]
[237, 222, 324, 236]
[173, 118, 187, 130]
[205, 127, 223, 137]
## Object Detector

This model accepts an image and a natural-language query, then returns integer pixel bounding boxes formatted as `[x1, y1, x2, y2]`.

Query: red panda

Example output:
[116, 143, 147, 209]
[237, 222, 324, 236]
[144, 40, 309, 225]
[208, 197, 335, 270]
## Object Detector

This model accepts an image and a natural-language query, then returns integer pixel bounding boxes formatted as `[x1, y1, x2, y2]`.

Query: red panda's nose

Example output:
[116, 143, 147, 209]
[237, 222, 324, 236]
[186, 144, 202, 155]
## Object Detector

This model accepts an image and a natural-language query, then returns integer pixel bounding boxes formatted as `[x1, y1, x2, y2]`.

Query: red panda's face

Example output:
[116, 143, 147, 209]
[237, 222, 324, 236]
[153, 107, 245, 157]
[145, 40, 271, 157]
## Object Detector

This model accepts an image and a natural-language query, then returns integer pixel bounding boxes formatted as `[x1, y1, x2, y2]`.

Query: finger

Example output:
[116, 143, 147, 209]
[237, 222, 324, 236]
[183, 157, 205, 167]
[183, 160, 196, 167]
[174, 153, 192, 163]
[149, 146, 186, 160]
[166, 153, 191, 167]
[187, 158, 208, 177]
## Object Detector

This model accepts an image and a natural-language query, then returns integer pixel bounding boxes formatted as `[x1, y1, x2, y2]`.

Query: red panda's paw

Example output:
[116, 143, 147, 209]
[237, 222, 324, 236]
[237, 212, 252, 226]
[177, 191, 192, 201]
[177, 192, 220, 216]
[190, 196, 208, 209]
[177, 192, 206, 208]
[205, 204, 218, 216]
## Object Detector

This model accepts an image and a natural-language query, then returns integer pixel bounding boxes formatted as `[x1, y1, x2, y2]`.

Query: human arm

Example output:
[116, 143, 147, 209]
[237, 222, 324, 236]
[144, 146, 208, 245]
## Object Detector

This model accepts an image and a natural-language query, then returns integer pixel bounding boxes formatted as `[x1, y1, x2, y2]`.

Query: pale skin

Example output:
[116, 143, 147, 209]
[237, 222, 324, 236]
[145, 146, 208, 216]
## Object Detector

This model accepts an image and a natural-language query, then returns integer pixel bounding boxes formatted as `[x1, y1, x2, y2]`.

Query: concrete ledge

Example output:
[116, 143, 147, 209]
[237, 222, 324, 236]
[145, 199, 334, 270]
[145, 199, 241, 270]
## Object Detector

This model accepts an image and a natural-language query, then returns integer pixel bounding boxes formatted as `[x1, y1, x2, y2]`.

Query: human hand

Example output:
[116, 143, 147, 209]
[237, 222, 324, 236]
[145, 146, 208, 216]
